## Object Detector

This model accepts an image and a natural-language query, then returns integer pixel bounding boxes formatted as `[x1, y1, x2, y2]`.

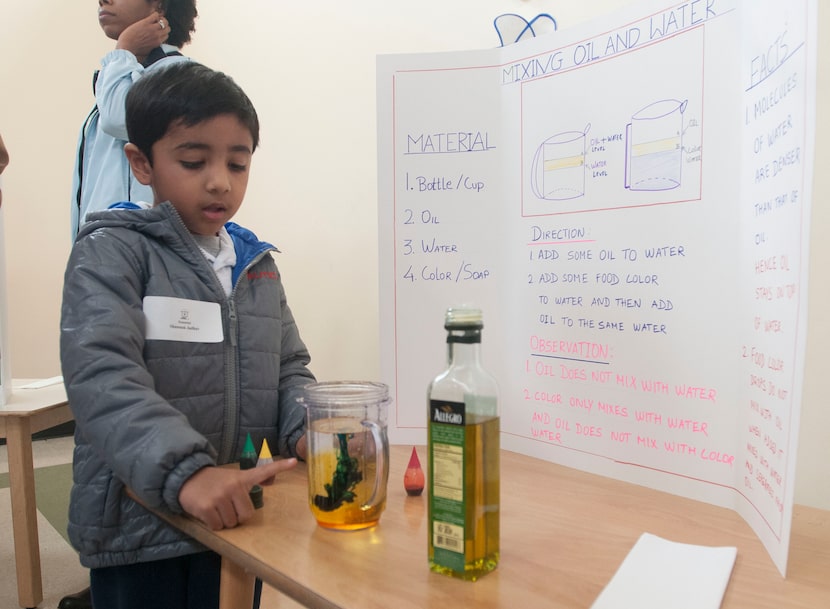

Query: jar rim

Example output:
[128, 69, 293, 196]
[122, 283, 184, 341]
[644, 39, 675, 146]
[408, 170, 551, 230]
[300, 380, 389, 406]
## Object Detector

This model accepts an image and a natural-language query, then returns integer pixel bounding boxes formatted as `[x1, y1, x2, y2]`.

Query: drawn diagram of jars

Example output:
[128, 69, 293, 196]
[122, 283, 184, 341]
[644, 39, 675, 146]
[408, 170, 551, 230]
[531, 124, 591, 201]
[625, 99, 687, 191]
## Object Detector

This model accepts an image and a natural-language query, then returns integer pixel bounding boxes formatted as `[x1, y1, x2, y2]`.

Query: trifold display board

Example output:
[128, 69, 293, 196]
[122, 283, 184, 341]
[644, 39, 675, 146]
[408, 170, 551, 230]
[377, 0, 816, 575]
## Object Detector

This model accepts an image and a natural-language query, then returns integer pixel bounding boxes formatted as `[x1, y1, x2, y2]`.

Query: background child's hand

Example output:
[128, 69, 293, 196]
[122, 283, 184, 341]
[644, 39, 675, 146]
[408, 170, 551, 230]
[116, 12, 170, 59]
[179, 459, 298, 530]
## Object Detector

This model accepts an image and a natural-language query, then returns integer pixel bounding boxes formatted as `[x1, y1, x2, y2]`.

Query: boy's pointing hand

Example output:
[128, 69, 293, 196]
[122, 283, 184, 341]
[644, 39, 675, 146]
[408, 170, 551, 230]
[179, 459, 298, 530]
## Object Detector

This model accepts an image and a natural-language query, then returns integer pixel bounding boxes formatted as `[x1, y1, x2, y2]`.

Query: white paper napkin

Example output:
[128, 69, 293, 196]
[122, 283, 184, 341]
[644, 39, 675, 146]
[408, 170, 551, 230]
[18, 376, 64, 389]
[591, 533, 737, 609]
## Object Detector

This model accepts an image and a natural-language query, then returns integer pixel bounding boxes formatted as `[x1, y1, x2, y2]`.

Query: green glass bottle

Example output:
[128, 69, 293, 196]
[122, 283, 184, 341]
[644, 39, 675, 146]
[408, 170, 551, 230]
[427, 306, 500, 581]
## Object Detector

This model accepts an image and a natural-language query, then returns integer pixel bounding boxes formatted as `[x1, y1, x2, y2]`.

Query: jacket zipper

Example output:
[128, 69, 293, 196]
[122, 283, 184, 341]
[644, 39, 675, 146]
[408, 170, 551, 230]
[216, 247, 275, 464]
[165, 208, 270, 464]
[219, 298, 239, 464]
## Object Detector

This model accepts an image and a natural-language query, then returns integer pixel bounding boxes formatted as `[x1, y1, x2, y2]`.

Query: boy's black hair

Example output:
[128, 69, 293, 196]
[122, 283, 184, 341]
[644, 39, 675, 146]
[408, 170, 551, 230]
[161, 0, 199, 47]
[126, 62, 260, 162]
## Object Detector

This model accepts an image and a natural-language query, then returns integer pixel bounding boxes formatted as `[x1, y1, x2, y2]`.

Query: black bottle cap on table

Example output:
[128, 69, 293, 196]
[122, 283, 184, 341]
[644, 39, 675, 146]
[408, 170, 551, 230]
[249, 484, 264, 509]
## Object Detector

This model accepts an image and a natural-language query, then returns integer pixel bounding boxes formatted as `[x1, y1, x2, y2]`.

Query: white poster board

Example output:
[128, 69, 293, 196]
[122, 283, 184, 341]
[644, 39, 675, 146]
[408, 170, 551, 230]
[377, 0, 816, 575]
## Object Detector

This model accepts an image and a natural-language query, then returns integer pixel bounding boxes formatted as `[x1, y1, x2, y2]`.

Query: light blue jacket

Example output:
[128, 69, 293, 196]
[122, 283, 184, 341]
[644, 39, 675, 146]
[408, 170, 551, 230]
[70, 46, 188, 238]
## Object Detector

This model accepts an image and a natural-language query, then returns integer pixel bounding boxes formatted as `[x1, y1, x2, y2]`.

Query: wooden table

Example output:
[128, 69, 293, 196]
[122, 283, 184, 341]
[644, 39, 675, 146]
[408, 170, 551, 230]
[141, 445, 830, 609]
[0, 379, 72, 609]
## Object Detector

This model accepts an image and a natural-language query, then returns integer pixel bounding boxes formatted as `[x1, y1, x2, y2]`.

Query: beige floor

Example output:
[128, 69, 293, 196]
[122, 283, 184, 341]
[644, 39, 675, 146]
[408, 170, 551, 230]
[0, 436, 303, 608]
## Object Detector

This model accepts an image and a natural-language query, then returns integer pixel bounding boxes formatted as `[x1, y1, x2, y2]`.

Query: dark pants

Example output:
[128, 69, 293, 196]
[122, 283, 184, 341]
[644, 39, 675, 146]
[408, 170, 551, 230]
[90, 551, 262, 609]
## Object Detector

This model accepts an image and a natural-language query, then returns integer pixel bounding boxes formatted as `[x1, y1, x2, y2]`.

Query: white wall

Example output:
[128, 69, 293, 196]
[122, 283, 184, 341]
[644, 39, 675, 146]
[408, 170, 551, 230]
[0, 0, 826, 509]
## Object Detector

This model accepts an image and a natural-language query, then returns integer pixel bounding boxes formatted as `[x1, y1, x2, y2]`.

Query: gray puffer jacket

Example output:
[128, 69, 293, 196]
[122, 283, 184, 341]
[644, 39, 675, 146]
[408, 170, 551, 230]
[60, 202, 315, 568]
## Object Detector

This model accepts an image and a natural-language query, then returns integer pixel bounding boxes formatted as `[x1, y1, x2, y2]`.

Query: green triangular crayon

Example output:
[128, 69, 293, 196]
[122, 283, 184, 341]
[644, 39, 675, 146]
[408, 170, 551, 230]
[240, 433, 257, 470]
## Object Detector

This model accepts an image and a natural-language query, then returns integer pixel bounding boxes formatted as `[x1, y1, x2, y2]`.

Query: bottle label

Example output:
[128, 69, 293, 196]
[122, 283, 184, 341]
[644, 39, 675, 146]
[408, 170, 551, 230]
[429, 399, 466, 571]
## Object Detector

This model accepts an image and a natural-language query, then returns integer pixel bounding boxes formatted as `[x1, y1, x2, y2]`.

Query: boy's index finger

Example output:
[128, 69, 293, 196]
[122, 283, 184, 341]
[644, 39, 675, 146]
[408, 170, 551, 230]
[244, 458, 298, 488]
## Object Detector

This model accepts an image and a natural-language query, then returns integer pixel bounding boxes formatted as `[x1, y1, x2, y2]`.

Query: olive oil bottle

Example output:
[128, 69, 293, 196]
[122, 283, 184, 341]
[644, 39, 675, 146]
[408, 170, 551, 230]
[427, 306, 499, 581]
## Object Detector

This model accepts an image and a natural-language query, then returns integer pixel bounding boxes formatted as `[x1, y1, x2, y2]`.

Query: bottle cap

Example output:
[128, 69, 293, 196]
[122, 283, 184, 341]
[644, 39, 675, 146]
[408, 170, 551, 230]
[445, 306, 483, 329]
[404, 446, 425, 496]
[257, 439, 273, 466]
[240, 433, 257, 470]
[249, 484, 264, 509]
[259, 438, 272, 460]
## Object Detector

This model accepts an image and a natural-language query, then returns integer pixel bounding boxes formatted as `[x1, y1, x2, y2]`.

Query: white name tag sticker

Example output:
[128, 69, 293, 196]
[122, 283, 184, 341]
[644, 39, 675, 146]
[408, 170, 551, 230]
[143, 296, 224, 343]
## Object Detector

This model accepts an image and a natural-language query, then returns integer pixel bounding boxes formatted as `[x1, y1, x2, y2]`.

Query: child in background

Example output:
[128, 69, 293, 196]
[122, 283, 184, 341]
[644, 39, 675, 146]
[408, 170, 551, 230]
[60, 61, 315, 609]
[71, 0, 198, 237]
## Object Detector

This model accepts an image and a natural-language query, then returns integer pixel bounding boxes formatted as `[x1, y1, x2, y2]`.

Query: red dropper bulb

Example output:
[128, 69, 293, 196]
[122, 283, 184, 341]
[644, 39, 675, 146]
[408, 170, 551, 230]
[404, 446, 425, 496]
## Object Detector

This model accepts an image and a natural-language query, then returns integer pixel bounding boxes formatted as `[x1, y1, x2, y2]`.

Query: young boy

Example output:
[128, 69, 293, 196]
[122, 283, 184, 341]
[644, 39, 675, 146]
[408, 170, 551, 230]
[60, 61, 315, 609]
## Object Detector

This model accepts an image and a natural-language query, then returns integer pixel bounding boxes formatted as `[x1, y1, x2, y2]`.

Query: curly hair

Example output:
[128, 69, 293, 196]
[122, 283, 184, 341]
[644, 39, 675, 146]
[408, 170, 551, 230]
[162, 0, 198, 47]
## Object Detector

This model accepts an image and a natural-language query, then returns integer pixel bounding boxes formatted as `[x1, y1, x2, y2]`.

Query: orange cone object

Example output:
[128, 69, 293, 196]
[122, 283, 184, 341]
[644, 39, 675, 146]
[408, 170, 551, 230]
[404, 446, 425, 496]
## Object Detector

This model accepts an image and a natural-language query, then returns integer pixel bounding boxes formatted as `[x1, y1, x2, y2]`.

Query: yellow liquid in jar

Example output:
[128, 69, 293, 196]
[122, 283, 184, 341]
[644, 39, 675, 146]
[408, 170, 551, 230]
[308, 418, 386, 531]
